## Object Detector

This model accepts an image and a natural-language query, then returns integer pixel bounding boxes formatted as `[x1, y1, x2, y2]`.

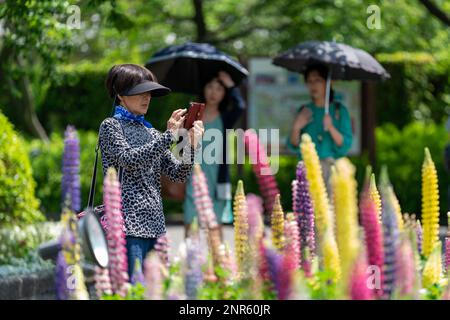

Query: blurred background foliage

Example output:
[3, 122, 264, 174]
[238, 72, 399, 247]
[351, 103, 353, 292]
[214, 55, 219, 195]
[1, 0, 450, 227]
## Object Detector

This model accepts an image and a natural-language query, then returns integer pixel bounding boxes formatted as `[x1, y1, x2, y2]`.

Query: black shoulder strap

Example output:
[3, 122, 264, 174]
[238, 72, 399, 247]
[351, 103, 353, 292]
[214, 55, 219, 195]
[87, 119, 124, 209]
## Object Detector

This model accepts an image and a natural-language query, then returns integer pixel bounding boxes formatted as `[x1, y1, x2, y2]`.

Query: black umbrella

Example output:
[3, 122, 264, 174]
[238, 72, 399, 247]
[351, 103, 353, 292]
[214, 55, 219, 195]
[272, 41, 390, 113]
[145, 42, 249, 95]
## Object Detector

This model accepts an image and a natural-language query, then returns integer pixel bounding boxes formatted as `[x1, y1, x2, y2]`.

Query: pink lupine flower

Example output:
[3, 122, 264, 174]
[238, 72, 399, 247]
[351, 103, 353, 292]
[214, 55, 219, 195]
[244, 129, 280, 213]
[349, 251, 373, 300]
[144, 252, 163, 300]
[94, 266, 113, 298]
[360, 194, 384, 298]
[246, 193, 264, 241]
[284, 212, 301, 270]
[155, 234, 170, 268]
[192, 165, 218, 229]
[395, 237, 416, 298]
[104, 167, 129, 296]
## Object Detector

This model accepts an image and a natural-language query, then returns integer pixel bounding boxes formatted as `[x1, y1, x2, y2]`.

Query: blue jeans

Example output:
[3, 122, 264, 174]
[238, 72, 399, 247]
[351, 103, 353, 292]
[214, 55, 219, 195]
[125, 236, 157, 279]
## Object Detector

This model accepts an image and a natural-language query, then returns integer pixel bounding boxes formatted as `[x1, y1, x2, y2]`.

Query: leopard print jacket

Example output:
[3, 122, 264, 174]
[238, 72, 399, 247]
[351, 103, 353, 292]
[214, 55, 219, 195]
[99, 117, 196, 238]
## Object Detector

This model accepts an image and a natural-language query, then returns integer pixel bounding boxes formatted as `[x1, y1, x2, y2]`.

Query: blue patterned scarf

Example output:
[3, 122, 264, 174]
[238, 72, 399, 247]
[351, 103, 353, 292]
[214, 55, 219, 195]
[113, 105, 153, 128]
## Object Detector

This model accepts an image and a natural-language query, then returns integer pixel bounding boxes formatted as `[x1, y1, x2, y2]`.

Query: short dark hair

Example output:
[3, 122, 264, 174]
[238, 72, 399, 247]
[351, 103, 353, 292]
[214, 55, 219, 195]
[105, 64, 157, 99]
[304, 63, 335, 103]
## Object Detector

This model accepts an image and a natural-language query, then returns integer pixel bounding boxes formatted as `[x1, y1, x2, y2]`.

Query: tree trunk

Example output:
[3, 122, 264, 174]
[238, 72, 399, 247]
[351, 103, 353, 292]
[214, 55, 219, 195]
[192, 0, 208, 42]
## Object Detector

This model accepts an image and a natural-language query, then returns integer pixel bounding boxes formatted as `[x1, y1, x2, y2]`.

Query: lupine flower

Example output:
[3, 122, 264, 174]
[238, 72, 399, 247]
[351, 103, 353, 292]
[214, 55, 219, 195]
[331, 159, 359, 282]
[57, 208, 89, 300]
[258, 239, 271, 283]
[422, 242, 442, 289]
[185, 236, 203, 299]
[369, 174, 382, 223]
[155, 234, 170, 269]
[62, 125, 81, 212]
[284, 212, 301, 269]
[299, 134, 332, 239]
[421, 148, 440, 258]
[144, 252, 163, 300]
[94, 266, 113, 298]
[381, 195, 400, 300]
[349, 249, 373, 300]
[395, 235, 417, 298]
[416, 220, 423, 255]
[277, 252, 296, 300]
[271, 194, 285, 251]
[322, 227, 341, 284]
[55, 251, 69, 300]
[131, 259, 145, 286]
[233, 180, 250, 276]
[265, 246, 283, 298]
[244, 129, 280, 213]
[360, 193, 384, 298]
[247, 193, 264, 242]
[104, 167, 129, 296]
[445, 212, 450, 274]
[379, 166, 404, 231]
[192, 164, 218, 230]
[294, 162, 315, 276]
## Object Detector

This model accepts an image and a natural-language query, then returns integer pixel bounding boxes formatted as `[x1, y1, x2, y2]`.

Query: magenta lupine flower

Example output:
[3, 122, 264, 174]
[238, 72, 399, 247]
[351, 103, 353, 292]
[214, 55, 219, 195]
[185, 237, 203, 299]
[94, 266, 113, 298]
[294, 162, 315, 276]
[381, 196, 399, 300]
[192, 165, 218, 230]
[103, 168, 129, 296]
[395, 237, 416, 298]
[284, 213, 301, 270]
[258, 240, 271, 283]
[55, 251, 69, 300]
[244, 129, 280, 213]
[62, 125, 81, 212]
[360, 194, 384, 298]
[247, 193, 264, 240]
[446, 237, 450, 275]
[277, 252, 296, 300]
[350, 252, 373, 300]
[155, 234, 170, 268]
[416, 220, 423, 255]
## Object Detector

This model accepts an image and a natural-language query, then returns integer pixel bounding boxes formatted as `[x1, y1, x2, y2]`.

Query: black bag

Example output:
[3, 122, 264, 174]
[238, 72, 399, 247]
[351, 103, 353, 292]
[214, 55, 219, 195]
[77, 122, 123, 230]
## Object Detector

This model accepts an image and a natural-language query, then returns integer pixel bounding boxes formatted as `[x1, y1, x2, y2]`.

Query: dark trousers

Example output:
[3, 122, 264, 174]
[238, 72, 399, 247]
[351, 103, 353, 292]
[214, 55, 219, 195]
[125, 236, 157, 279]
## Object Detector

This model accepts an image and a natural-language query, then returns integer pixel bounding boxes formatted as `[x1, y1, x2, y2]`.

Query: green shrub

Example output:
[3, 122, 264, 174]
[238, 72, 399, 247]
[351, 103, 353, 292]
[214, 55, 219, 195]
[0, 111, 44, 227]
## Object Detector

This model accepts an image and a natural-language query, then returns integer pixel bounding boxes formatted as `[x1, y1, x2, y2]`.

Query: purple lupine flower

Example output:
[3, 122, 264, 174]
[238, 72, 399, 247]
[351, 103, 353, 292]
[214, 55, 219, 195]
[55, 251, 69, 300]
[416, 220, 423, 255]
[381, 194, 399, 300]
[295, 162, 315, 276]
[104, 168, 129, 296]
[265, 247, 283, 299]
[62, 125, 81, 212]
[185, 237, 203, 299]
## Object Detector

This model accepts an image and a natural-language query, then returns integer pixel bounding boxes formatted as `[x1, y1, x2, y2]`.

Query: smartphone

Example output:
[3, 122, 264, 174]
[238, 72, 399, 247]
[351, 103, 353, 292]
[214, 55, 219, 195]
[184, 102, 205, 129]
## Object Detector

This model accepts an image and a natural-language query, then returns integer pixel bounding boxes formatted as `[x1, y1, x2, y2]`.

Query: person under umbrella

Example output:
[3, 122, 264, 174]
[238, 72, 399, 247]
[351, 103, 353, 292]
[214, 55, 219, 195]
[183, 71, 246, 239]
[286, 63, 353, 185]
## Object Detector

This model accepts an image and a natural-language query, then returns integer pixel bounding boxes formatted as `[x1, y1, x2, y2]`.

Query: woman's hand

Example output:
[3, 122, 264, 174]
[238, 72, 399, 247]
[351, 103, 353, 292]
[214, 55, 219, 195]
[293, 107, 313, 130]
[218, 71, 235, 88]
[167, 108, 187, 139]
[323, 114, 334, 131]
[189, 120, 205, 148]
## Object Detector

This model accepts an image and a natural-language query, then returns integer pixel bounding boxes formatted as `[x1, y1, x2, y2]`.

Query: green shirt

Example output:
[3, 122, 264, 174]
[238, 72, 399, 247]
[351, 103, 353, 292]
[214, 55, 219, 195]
[286, 101, 353, 159]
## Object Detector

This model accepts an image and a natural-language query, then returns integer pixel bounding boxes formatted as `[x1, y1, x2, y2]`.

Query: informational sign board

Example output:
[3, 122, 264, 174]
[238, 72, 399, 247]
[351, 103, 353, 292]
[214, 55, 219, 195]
[248, 58, 361, 155]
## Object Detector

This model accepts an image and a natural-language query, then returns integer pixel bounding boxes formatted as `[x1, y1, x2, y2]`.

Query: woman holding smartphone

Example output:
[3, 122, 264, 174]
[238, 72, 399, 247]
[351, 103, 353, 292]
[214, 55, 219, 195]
[183, 71, 246, 238]
[100, 64, 204, 277]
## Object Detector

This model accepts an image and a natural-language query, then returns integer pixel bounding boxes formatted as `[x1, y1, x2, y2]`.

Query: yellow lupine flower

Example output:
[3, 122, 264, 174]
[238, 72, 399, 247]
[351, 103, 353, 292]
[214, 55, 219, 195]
[422, 242, 442, 289]
[322, 227, 341, 284]
[233, 180, 249, 274]
[369, 174, 382, 223]
[271, 194, 285, 251]
[331, 158, 359, 282]
[421, 148, 440, 258]
[300, 134, 332, 238]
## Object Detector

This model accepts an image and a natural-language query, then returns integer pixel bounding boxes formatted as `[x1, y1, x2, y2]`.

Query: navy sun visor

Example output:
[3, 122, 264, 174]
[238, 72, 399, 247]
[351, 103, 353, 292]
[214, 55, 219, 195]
[121, 81, 171, 97]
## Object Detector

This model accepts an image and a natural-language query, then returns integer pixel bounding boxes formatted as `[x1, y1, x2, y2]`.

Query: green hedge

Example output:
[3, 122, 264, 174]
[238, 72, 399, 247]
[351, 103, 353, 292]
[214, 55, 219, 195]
[0, 111, 44, 227]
